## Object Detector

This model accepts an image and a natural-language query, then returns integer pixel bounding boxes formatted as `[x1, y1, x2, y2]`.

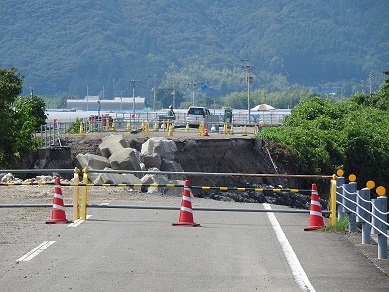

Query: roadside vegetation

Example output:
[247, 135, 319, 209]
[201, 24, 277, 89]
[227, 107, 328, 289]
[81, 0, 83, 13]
[261, 71, 389, 188]
[322, 215, 349, 233]
[0, 67, 46, 168]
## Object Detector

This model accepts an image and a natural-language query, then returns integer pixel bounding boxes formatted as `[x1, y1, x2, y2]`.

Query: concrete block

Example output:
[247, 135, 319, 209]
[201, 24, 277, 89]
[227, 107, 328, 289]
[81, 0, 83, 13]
[109, 148, 142, 172]
[160, 159, 184, 179]
[85, 153, 110, 169]
[99, 134, 127, 158]
[168, 179, 185, 196]
[140, 168, 171, 194]
[143, 153, 162, 169]
[141, 137, 177, 169]
[73, 153, 88, 171]
[93, 170, 142, 185]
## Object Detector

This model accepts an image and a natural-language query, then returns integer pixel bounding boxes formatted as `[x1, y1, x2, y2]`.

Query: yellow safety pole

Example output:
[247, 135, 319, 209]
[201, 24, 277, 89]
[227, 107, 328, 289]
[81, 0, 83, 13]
[242, 125, 247, 136]
[73, 167, 80, 220]
[253, 126, 258, 137]
[329, 174, 337, 226]
[81, 167, 88, 220]
[168, 124, 173, 136]
[198, 123, 204, 136]
[79, 122, 84, 134]
[126, 121, 131, 131]
[230, 125, 234, 135]
[223, 123, 228, 134]
[185, 123, 189, 132]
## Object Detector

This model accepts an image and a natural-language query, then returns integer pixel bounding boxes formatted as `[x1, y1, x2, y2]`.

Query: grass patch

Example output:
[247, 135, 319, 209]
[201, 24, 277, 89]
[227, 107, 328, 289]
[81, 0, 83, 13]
[322, 214, 349, 232]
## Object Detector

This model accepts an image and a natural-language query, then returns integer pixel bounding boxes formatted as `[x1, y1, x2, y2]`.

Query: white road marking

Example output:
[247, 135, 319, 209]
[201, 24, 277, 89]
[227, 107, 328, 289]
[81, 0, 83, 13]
[16, 241, 56, 262]
[263, 203, 316, 292]
[68, 215, 92, 227]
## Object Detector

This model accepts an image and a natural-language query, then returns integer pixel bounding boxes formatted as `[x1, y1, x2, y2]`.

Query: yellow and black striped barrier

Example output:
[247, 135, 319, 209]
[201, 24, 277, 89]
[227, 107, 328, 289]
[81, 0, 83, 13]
[0, 182, 311, 193]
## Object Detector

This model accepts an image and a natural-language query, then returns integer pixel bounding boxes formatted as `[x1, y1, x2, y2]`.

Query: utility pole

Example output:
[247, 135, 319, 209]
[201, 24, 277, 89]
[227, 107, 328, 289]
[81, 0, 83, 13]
[368, 73, 374, 95]
[242, 59, 252, 124]
[188, 82, 203, 106]
[359, 80, 365, 94]
[129, 79, 141, 118]
[172, 87, 176, 109]
[148, 74, 160, 111]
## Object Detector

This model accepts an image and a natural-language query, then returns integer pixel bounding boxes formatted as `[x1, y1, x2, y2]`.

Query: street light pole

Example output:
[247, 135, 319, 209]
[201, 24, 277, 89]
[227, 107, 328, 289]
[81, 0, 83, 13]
[368, 73, 374, 95]
[188, 82, 203, 106]
[359, 80, 365, 94]
[148, 74, 159, 111]
[129, 79, 141, 118]
[242, 59, 252, 124]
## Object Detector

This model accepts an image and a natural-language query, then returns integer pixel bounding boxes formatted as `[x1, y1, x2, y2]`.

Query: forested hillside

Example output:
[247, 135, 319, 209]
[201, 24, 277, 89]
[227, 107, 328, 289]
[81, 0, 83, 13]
[1, 0, 388, 104]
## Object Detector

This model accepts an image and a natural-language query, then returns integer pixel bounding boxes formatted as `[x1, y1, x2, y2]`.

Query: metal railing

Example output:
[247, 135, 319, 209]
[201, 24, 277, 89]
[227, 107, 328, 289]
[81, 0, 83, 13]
[334, 173, 388, 259]
[36, 111, 289, 147]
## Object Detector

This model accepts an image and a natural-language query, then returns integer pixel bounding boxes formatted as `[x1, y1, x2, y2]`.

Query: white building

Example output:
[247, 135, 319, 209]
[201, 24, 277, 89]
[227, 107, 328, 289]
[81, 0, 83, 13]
[66, 96, 145, 111]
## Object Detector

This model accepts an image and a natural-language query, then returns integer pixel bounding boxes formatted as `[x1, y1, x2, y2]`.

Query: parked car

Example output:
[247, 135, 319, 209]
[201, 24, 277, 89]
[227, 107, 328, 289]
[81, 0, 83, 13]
[186, 106, 211, 124]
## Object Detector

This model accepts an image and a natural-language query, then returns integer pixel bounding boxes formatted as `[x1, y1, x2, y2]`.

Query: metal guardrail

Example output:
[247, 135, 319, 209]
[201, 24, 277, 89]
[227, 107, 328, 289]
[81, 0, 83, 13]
[335, 175, 388, 260]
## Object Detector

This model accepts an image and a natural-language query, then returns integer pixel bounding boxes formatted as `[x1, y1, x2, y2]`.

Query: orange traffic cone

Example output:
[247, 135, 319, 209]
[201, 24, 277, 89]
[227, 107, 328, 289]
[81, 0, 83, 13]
[304, 183, 324, 231]
[172, 180, 200, 227]
[46, 177, 72, 224]
[204, 126, 209, 136]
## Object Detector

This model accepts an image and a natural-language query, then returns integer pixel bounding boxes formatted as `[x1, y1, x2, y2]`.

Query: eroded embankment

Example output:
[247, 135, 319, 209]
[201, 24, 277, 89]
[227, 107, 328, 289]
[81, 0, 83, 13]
[28, 135, 324, 209]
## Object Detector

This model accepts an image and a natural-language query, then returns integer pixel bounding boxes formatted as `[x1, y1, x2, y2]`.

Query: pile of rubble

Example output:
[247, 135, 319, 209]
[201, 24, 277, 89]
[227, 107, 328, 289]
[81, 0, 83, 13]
[73, 134, 184, 196]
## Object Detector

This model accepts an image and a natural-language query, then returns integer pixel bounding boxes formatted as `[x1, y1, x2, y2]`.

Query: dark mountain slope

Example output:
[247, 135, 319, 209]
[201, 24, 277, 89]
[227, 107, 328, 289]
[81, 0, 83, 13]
[0, 0, 387, 98]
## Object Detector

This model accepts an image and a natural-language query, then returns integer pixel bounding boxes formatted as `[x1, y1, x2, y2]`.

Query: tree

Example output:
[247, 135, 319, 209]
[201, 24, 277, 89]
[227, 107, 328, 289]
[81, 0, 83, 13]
[0, 67, 23, 167]
[0, 67, 42, 168]
[262, 73, 389, 188]
[14, 94, 47, 130]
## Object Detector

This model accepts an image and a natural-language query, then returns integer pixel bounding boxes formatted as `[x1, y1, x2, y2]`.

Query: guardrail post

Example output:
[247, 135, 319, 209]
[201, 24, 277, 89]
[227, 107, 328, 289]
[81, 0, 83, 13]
[81, 167, 89, 220]
[344, 181, 357, 232]
[371, 191, 388, 260]
[337, 176, 345, 220]
[356, 188, 371, 244]
[73, 167, 81, 220]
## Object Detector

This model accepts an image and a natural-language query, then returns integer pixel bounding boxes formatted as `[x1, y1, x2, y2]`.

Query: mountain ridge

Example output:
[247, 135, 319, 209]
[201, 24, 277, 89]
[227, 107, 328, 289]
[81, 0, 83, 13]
[1, 0, 388, 99]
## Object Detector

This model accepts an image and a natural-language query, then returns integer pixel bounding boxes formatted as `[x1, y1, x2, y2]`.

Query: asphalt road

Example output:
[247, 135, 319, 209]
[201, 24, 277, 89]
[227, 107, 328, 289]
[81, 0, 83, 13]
[1, 197, 389, 292]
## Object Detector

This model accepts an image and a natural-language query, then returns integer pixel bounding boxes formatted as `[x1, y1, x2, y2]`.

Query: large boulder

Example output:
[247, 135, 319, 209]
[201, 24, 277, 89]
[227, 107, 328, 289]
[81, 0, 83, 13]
[99, 134, 127, 158]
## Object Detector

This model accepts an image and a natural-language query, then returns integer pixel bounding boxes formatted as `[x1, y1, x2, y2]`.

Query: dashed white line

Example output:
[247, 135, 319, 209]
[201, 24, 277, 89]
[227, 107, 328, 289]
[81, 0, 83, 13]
[16, 241, 56, 262]
[263, 203, 316, 292]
